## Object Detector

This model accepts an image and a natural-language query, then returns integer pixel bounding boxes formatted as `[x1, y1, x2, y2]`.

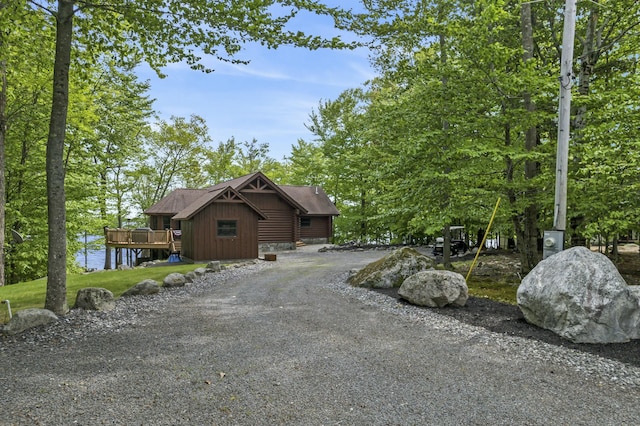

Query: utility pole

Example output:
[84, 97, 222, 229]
[544, 0, 577, 259]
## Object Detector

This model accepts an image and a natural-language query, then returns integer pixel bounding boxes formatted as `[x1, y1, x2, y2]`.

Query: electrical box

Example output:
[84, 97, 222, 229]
[542, 230, 564, 259]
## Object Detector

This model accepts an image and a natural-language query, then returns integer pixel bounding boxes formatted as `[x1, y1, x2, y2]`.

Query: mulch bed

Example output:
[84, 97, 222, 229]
[373, 288, 640, 368]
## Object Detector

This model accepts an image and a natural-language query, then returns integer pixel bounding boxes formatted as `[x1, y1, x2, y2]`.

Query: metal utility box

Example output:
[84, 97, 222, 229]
[542, 230, 564, 259]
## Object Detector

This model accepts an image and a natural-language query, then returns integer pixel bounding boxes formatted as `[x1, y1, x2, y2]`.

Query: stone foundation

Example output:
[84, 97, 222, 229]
[259, 242, 296, 253]
[300, 237, 330, 245]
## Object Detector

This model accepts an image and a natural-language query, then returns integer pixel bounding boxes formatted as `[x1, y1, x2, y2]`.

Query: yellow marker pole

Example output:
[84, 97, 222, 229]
[465, 197, 501, 282]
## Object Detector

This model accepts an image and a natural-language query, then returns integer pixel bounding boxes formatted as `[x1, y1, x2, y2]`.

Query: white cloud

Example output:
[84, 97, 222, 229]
[138, 0, 376, 162]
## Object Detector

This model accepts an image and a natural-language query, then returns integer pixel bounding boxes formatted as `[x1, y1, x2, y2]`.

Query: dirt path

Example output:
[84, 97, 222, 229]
[1, 248, 639, 425]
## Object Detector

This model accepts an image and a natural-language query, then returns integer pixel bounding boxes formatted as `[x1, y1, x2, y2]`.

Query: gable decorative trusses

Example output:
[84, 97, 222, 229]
[172, 186, 267, 220]
[219, 188, 243, 202]
[242, 175, 277, 193]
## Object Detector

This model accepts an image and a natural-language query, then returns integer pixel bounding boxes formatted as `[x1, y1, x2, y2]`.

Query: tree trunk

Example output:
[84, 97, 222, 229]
[519, 2, 541, 272]
[0, 31, 6, 286]
[438, 31, 454, 271]
[574, 8, 599, 130]
[44, 1, 74, 315]
[504, 121, 526, 263]
[443, 224, 453, 270]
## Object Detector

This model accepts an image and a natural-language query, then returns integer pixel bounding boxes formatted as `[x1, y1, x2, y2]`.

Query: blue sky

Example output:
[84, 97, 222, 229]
[137, 3, 376, 161]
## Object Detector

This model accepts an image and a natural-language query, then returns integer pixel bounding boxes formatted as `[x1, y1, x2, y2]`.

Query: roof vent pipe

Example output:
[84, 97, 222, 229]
[315, 186, 318, 195]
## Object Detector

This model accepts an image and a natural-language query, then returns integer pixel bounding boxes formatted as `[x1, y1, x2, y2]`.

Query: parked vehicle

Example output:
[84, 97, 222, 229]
[432, 237, 468, 256]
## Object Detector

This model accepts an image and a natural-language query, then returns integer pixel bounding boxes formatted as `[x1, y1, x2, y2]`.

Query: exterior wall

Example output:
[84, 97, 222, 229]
[180, 220, 194, 258]
[299, 216, 332, 240]
[148, 215, 180, 231]
[182, 201, 259, 261]
[242, 192, 296, 243]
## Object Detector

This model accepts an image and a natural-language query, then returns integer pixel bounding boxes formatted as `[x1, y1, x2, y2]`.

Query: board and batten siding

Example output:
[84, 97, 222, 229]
[242, 192, 296, 243]
[180, 201, 259, 261]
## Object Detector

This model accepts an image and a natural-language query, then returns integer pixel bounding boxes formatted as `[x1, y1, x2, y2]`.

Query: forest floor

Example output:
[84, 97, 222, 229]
[370, 244, 640, 368]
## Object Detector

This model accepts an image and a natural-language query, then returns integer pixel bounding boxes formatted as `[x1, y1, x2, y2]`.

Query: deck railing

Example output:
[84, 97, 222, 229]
[104, 228, 180, 251]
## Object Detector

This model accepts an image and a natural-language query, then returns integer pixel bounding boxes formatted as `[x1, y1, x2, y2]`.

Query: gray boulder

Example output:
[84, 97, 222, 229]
[193, 267, 207, 276]
[348, 247, 435, 288]
[75, 287, 116, 311]
[206, 261, 221, 272]
[517, 246, 640, 343]
[399, 270, 468, 307]
[121, 279, 160, 297]
[163, 272, 187, 288]
[2, 308, 58, 335]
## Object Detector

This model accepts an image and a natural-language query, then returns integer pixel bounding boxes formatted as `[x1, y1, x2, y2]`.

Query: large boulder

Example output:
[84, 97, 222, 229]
[75, 287, 116, 311]
[517, 246, 640, 343]
[2, 308, 58, 335]
[399, 270, 468, 308]
[348, 247, 435, 288]
[121, 279, 161, 297]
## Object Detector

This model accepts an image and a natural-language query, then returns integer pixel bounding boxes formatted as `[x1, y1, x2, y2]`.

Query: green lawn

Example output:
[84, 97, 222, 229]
[0, 263, 206, 324]
[466, 278, 519, 305]
[444, 260, 520, 305]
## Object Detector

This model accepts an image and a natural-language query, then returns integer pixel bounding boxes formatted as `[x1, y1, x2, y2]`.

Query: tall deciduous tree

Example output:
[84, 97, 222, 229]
[130, 114, 210, 212]
[0, 1, 8, 286]
[24, 0, 355, 313]
[203, 138, 242, 184]
[2, 5, 54, 284]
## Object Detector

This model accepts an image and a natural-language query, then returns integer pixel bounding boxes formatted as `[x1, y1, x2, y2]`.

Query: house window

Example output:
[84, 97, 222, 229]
[162, 216, 171, 230]
[300, 217, 311, 228]
[217, 220, 237, 237]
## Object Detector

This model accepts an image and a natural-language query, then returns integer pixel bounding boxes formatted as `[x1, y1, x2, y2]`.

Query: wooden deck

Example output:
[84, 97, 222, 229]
[104, 228, 181, 253]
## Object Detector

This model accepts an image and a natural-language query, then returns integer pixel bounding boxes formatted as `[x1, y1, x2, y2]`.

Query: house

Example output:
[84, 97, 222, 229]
[143, 172, 339, 261]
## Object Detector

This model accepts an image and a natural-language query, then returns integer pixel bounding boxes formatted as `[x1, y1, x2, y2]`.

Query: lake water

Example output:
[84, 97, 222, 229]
[76, 235, 108, 271]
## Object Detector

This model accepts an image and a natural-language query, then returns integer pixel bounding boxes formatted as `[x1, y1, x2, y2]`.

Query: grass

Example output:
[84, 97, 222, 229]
[0, 263, 206, 324]
[466, 278, 519, 305]
[440, 259, 520, 305]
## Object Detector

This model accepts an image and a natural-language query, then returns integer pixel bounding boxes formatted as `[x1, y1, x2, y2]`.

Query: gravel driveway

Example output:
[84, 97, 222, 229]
[2, 247, 640, 425]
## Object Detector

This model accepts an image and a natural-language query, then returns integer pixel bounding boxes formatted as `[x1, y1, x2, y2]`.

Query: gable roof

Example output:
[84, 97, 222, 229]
[208, 171, 308, 214]
[172, 186, 267, 221]
[144, 172, 339, 219]
[144, 188, 208, 215]
[280, 185, 340, 216]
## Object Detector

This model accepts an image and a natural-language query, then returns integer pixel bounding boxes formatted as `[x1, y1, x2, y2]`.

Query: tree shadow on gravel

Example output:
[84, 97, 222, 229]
[373, 288, 640, 368]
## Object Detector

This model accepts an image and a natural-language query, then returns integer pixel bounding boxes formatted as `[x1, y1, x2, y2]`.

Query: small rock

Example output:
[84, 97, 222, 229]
[163, 273, 187, 288]
[121, 279, 161, 297]
[75, 288, 116, 311]
[2, 308, 58, 335]
[206, 261, 221, 272]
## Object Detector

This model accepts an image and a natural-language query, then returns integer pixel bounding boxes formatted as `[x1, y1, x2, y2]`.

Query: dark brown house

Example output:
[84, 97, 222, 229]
[143, 172, 339, 261]
[280, 185, 339, 244]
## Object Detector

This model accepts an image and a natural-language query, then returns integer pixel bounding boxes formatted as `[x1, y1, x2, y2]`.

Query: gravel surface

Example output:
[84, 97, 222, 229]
[2, 247, 640, 425]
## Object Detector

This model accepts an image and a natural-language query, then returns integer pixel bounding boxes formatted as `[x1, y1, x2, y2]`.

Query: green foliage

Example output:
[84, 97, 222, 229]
[130, 114, 211, 212]
[292, 0, 640, 263]
[4, 0, 639, 287]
